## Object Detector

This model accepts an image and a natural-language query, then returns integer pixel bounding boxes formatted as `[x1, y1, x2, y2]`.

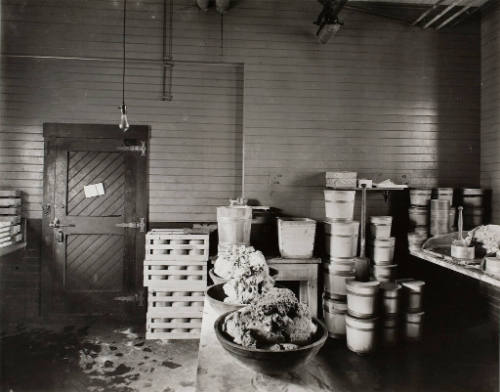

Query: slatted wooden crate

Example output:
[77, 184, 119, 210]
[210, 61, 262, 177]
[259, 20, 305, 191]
[0, 216, 21, 226]
[145, 229, 209, 262]
[0, 198, 21, 207]
[143, 260, 207, 289]
[143, 229, 209, 340]
[145, 289, 204, 340]
[0, 207, 21, 215]
[0, 191, 24, 249]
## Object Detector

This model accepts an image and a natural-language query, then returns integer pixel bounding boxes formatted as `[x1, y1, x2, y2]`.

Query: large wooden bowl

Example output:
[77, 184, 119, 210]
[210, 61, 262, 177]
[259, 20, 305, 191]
[209, 267, 279, 285]
[205, 284, 247, 315]
[214, 311, 328, 375]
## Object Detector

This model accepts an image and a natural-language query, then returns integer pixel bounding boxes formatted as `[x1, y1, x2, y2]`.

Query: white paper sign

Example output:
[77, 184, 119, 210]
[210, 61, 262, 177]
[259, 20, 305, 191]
[84, 183, 105, 198]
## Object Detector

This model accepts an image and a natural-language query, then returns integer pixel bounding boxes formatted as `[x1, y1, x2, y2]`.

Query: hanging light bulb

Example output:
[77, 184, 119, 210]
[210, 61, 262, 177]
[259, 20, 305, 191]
[119, 0, 130, 132]
[119, 103, 130, 131]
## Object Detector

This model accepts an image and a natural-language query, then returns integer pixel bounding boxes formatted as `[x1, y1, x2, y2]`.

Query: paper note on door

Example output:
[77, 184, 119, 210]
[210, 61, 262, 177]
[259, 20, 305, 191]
[84, 183, 105, 198]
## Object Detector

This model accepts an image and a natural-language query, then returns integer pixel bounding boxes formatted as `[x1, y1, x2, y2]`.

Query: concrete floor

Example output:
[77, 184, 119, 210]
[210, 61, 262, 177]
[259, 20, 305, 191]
[0, 314, 497, 392]
[0, 319, 199, 392]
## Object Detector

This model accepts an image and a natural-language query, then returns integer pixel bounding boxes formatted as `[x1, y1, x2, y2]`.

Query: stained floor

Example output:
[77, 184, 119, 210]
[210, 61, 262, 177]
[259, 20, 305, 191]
[0, 320, 198, 392]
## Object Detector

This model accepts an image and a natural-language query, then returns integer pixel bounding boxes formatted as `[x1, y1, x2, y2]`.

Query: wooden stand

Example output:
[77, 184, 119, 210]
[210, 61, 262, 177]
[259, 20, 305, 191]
[267, 257, 321, 317]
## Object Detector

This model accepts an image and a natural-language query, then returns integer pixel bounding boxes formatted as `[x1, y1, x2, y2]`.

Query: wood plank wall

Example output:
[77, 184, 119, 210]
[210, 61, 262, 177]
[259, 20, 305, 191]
[481, 2, 500, 224]
[0, 0, 480, 222]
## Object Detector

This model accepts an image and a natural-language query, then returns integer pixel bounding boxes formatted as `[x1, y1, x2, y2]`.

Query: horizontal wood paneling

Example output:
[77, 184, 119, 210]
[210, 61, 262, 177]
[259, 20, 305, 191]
[481, 2, 500, 224]
[1, 0, 480, 221]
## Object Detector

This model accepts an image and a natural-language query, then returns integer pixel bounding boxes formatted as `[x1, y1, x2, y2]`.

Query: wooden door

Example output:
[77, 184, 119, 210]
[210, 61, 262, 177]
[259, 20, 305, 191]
[42, 124, 149, 316]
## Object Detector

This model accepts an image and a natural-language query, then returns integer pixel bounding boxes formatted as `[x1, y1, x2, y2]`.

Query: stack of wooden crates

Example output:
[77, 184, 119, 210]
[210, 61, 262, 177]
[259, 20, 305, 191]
[0, 190, 23, 249]
[143, 229, 209, 340]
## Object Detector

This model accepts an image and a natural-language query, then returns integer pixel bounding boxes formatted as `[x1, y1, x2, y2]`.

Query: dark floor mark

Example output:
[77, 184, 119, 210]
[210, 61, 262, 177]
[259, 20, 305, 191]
[109, 345, 118, 350]
[106, 363, 132, 376]
[143, 347, 152, 352]
[180, 381, 194, 387]
[162, 360, 181, 369]
[134, 342, 144, 347]
[115, 353, 124, 357]
[104, 360, 114, 368]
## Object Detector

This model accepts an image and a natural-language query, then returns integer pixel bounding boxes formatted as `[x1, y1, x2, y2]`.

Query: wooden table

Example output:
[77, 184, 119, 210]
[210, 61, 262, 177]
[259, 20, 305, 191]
[196, 299, 335, 392]
[410, 249, 500, 288]
[267, 257, 321, 317]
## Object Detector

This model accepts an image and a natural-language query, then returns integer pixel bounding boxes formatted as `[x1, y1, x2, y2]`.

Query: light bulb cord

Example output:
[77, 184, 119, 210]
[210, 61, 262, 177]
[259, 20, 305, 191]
[122, 0, 127, 107]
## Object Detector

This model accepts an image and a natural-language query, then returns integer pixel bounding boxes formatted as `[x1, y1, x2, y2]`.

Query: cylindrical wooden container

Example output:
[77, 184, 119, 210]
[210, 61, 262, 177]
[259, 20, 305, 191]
[370, 216, 392, 240]
[323, 261, 356, 299]
[430, 199, 450, 236]
[322, 295, 348, 338]
[373, 264, 398, 283]
[346, 315, 378, 354]
[483, 256, 500, 277]
[410, 189, 432, 207]
[406, 311, 425, 341]
[408, 232, 427, 252]
[325, 221, 359, 258]
[346, 280, 380, 318]
[324, 190, 356, 221]
[408, 207, 428, 227]
[380, 282, 402, 315]
[217, 206, 252, 246]
[436, 187, 454, 205]
[371, 237, 395, 265]
[402, 280, 425, 312]
[382, 315, 399, 346]
[461, 188, 484, 208]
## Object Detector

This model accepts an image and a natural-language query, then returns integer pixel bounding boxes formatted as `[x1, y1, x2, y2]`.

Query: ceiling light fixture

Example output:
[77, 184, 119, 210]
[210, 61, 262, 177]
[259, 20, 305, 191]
[314, 0, 347, 44]
[119, 0, 130, 132]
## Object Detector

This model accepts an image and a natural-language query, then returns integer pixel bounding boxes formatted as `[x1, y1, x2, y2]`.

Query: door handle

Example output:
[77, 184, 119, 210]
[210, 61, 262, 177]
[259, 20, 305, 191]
[49, 218, 75, 229]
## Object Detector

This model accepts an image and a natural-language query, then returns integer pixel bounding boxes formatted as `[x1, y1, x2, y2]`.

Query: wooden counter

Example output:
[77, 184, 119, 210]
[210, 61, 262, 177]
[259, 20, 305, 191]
[194, 296, 498, 392]
[196, 298, 335, 392]
[410, 249, 500, 288]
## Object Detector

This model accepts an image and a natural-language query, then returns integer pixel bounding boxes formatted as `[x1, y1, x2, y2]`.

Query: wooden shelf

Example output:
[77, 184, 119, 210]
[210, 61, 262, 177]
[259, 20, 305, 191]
[0, 242, 26, 257]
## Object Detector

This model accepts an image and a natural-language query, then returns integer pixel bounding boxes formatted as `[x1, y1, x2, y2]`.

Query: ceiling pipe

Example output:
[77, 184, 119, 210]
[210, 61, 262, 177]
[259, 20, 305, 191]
[435, 0, 477, 30]
[423, 0, 468, 28]
[412, 0, 447, 26]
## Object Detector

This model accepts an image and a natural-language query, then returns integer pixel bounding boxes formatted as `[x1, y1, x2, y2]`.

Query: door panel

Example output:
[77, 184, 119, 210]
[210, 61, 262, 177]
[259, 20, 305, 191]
[42, 124, 149, 317]
[65, 234, 124, 291]
[67, 151, 125, 217]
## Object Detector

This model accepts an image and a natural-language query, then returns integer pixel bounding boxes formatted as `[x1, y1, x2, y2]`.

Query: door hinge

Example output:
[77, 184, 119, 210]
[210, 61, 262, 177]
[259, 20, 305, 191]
[117, 141, 146, 156]
[116, 217, 146, 232]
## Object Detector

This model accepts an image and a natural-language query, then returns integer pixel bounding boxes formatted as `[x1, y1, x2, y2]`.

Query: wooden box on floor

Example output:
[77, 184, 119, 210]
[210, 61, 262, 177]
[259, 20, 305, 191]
[0, 190, 24, 252]
[143, 229, 209, 340]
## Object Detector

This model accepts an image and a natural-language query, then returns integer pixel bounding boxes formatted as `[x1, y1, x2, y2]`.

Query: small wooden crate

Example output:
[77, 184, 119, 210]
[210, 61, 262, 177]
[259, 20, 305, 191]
[145, 229, 209, 262]
[0, 207, 21, 215]
[146, 314, 202, 340]
[143, 259, 207, 289]
[145, 289, 204, 340]
[0, 198, 21, 207]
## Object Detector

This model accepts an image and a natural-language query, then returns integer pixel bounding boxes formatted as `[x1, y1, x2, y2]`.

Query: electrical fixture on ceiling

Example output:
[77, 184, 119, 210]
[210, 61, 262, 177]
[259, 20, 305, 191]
[314, 0, 348, 44]
[119, 0, 130, 132]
